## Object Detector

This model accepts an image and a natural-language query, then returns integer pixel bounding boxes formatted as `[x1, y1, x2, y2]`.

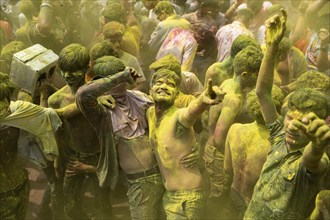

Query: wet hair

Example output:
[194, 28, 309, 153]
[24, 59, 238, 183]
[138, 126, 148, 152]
[102, 3, 127, 24]
[90, 40, 119, 62]
[191, 23, 217, 56]
[154, 1, 175, 17]
[294, 70, 330, 92]
[59, 43, 90, 73]
[18, 0, 38, 20]
[0, 72, 16, 101]
[246, 85, 284, 120]
[233, 45, 263, 76]
[288, 88, 328, 120]
[151, 69, 181, 87]
[102, 21, 126, 39]
[149, 54, 181, 77]
[230, 35, 261, 58]
[278, 37, 292, 59]
[93, 56, 125, 78]
[236, 8, 254, 22]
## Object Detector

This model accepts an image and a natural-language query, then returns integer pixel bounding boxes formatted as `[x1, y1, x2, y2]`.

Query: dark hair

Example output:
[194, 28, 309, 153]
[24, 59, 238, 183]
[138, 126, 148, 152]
[154, 1, 175, 16]
[102, 21, 126, 38]
[236, 8, 254, 22]
[246, 85, 284, 120]
[0, 72, 16, 101]
[149, 54, 181, 77]
[230, 35, 261, 58]
[90, 40, 119, 62]
[233, 45, 263, 76]
[295, 70, 330, 92]
[93, 56, 125, 78]
[278, 37, 292, 58]
[151, 69, 181, 87]
[102, 3, 127, 24]
[288, 88, 328, 119]
[59, 43, 90, 73]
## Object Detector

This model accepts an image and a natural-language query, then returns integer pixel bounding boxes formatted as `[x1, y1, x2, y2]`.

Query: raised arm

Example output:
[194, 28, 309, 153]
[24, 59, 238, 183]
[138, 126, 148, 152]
[256, 10, 287, 124]
[76, 68, 139, 127]
[179, 79, 225, 128]
[295, 112, 330, 174]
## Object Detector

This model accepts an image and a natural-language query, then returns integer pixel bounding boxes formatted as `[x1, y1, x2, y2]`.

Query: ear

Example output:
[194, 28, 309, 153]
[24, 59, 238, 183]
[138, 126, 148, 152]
[241, 71, 248, 80]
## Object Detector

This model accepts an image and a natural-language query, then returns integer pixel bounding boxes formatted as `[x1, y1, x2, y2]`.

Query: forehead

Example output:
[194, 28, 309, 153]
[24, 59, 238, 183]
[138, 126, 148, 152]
[286, 109, 305, 120]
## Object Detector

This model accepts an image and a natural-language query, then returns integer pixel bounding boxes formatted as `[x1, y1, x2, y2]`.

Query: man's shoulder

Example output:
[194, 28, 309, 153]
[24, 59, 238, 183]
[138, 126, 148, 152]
[48, 86, 70, 107]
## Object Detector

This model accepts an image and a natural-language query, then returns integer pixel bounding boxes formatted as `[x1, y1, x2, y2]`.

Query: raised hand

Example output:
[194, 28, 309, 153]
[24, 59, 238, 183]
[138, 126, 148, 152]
[202, 79, 226, 105]
[123, 67, 141, 84]
[98, 94, 116, 109]
[265, 9, 287, 46]
[294, 112, 330, 150]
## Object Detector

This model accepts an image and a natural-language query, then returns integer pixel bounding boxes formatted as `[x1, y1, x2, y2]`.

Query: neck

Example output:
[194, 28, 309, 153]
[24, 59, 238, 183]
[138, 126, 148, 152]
[69, 83, 84, 94]
[154, 102, 174, 121]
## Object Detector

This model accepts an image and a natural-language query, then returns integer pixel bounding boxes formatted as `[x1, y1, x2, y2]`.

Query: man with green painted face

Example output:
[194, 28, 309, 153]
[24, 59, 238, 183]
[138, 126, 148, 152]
[147, 69, 226, 219]
[47, 43, 112, 219]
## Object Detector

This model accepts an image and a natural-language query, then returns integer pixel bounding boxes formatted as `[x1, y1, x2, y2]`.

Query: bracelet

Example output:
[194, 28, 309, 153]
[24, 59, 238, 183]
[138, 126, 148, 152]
[319, 45, 329, 52]
[40, 2, 53, 12]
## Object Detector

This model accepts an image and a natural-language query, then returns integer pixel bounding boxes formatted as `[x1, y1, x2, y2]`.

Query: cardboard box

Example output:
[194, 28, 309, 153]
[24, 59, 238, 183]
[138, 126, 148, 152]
[10, 44, 59, 96]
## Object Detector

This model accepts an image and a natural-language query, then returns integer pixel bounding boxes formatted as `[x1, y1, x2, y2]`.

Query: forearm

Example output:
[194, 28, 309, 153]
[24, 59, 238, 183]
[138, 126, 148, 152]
[302, 142, 328, 173]
[180, 94, 209, 127]
[37, 0, 54, 36]
[256, 46, 278, 96]
[55, 103, 80, 119]
[289, 15, 306, 44]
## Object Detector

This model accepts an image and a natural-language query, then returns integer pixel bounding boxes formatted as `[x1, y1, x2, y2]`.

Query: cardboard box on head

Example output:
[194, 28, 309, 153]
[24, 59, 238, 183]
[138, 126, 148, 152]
[10, 44, 59, 97]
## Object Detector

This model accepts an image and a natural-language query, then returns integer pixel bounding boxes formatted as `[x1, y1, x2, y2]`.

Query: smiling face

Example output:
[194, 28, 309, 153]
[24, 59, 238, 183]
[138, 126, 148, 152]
[150, 77, 179, 105]
[283, 109, 309, 149]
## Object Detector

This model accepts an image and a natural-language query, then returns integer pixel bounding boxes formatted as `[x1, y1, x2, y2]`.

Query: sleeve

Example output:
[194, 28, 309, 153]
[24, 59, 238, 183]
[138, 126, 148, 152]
[3, 101, 62, 160]
[181, 38, 198, 72]
[267, 116, 285, 147]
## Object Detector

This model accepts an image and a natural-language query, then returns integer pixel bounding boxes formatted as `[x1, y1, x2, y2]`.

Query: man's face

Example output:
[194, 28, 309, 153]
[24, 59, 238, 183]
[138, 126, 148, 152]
[62, 70, 85, 87]
[0, 98, 10, 121]
[106, 33, 123, 51]
[283, 109, 309, 149]
[150, 77, 179, 105]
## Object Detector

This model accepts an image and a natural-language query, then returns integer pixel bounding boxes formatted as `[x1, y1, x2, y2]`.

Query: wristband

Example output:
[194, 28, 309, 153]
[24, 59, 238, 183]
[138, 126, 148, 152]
[40, 2, 53, 12]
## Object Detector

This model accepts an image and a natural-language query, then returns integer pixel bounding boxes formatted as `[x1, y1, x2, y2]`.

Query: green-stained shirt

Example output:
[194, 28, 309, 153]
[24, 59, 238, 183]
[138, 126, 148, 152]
[244, 117, 329, 220]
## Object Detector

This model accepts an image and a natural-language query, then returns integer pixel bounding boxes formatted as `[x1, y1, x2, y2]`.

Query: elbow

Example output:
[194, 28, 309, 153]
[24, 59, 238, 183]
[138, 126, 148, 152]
[37, 21, 52, 36]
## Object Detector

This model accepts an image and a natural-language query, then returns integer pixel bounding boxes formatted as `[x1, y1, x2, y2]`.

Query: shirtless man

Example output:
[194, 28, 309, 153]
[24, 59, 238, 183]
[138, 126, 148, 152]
[47, 44, 111, 219]
[204, 45, 263, 218]
[224, 86, 284, 219]
[147, 69, 225, 219]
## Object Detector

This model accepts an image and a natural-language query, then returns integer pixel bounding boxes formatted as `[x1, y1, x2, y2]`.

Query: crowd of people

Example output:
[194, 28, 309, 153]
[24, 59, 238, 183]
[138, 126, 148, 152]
[0, 0, 329, 219]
